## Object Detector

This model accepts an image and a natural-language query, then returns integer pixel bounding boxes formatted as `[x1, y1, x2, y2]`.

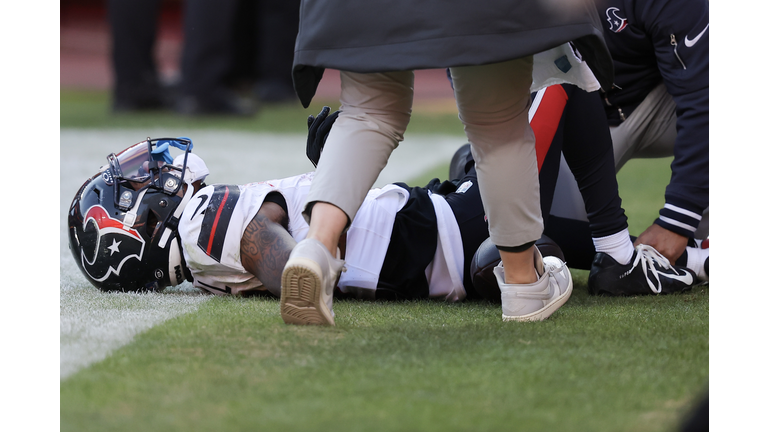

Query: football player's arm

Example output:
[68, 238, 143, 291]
[240, 202, 296, 297]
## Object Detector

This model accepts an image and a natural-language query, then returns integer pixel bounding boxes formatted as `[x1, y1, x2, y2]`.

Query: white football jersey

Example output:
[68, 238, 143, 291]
[177, 173, 415, 297]
[178, 173, 314, 295]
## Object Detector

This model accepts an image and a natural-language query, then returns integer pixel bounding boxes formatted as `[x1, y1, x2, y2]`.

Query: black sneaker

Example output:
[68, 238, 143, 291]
[588, 245, 697, 296]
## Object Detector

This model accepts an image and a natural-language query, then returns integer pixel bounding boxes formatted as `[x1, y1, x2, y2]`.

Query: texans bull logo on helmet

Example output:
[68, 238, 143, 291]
[80, 205, 146, 282]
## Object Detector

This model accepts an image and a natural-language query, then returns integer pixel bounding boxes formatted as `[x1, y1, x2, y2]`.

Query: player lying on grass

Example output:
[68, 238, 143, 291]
[67, 110, 574, 321]
[67, 109, 699, 322]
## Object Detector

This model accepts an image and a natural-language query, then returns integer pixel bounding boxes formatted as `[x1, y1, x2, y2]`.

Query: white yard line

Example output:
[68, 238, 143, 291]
[59, 280, 208, 379]
[60, 129, 462, 379]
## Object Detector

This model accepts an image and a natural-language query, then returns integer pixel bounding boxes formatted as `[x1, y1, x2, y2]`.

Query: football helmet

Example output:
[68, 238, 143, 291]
[68, 138, 199, 292]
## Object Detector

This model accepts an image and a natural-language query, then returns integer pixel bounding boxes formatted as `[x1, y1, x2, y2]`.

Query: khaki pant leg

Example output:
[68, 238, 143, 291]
[610, 83, 677, 171]
[450, 57, 542, 248]
[304, 70, 414, 224]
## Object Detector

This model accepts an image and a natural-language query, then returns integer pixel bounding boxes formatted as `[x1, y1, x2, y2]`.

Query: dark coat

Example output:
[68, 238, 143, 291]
[292, 0, 614, 107]
[595, 0, 709, 232]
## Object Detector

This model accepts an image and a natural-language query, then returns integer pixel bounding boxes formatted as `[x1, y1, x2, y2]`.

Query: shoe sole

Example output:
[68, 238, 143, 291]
[502, 276, 573, 322]
[280, 258, 335, 326]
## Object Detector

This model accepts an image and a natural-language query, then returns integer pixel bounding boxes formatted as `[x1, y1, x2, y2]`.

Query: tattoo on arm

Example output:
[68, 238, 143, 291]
[240, 210, 296, 297]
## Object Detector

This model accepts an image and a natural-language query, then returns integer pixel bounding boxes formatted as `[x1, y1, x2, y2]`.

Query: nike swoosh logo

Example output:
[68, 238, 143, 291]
[684, 23, 709, 47]
[659, 270, 694, 285]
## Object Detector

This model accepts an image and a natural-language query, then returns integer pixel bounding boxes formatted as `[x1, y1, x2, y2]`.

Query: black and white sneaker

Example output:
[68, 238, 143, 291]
[673, 237, 709, 284]
[588, 245, 697, 296]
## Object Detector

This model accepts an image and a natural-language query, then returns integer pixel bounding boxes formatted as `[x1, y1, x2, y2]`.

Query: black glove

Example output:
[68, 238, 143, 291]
[425, 177, 459, 195]
[306, 106, 340, 167]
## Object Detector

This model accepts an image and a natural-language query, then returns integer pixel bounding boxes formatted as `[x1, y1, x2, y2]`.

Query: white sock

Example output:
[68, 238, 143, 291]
[592, 228, 635, 265]
[684, 246, 709, 281]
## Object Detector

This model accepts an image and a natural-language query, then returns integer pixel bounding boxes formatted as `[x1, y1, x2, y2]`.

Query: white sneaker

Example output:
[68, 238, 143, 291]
[280, 238, 346, 326]
[494, 246, 573, 322]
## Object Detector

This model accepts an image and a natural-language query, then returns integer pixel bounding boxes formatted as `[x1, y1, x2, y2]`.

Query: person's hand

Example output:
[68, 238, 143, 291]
[306, 106, 340, 167]
[634, 223, 689, 264]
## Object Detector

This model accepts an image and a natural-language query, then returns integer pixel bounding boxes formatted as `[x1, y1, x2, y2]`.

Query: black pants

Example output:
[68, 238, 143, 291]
[459, 84, 628, 271]
[180, 0, 299, 101]
[108, 0, 164, 106]
[376, 165, 488, 300]
[535, 84, 628, 269]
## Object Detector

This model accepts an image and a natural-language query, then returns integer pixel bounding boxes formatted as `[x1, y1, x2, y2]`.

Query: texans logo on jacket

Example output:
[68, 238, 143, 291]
[80, 205, 146, 282]
[605, 7, 628, 33]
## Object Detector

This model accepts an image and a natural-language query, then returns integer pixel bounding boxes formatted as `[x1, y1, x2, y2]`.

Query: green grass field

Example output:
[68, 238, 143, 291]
[60, 90, 708, 432]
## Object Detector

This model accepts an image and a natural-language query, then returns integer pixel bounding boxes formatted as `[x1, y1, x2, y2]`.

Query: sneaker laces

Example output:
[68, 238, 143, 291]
[544, 258, 569, 296]
[633, 244, 677, 294]
[544, 259, 567, 281]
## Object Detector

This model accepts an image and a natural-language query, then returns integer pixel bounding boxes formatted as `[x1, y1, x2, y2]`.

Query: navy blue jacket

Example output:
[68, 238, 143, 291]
[596, 0, 709, 238]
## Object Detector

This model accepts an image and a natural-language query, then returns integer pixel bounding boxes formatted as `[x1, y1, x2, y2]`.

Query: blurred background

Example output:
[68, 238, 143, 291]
[61, 0, 183, 99]
[60, 0, 459, 116]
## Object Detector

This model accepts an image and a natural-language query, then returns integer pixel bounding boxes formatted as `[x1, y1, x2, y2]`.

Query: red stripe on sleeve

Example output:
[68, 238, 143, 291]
[206, 186, 229, 255]
[530, 85, 568, 172]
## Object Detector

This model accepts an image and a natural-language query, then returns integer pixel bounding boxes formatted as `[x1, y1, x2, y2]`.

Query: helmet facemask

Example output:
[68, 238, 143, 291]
[105, 137, 193, 211]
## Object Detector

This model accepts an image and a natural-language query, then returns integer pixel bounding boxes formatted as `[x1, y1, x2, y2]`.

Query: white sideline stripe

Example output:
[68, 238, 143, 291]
[60, 129, 462, 379]
[60, 129, 462, 189]
[59, 281, 209, 379]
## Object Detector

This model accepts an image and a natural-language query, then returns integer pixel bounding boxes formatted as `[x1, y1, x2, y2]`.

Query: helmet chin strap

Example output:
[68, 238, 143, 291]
[164, 181, 197, 287]
[167, 238, 187, 286]
[123, 188, 149, 229]
[158, 180, 195, 249]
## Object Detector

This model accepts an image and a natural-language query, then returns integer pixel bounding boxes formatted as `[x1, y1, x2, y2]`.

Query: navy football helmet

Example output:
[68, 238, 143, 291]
[68, 138, 197, 292]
